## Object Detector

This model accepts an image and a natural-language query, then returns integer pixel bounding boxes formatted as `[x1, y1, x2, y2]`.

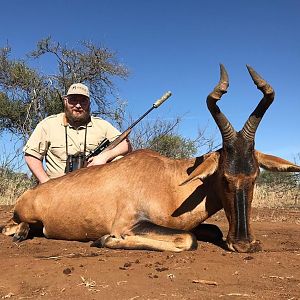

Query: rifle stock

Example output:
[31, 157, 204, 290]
[105, 128, 132, 152]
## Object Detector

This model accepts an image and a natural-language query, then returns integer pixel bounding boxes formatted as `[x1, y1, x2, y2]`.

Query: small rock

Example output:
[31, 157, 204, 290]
[124, 262, 132, 268]
[244, 256, 254, 261]
[63, 268, 72, 275]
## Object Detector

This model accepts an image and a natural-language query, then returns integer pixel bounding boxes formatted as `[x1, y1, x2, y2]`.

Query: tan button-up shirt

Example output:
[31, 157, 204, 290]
[23, 113, 121, 179]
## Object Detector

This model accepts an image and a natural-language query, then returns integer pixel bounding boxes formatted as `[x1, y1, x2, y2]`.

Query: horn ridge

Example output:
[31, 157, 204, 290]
[241, 116, 258, 140]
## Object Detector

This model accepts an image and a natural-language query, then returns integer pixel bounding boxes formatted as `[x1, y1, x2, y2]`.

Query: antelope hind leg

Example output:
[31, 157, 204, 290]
[1, 218, 19, 236]
[2, 221, 30, 242]
[91, 221, 198, 252]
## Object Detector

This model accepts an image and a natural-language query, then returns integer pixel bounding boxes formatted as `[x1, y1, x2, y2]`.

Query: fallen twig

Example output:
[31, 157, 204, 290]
[219, 293, 251, 297]
[192, 279, 218, 286]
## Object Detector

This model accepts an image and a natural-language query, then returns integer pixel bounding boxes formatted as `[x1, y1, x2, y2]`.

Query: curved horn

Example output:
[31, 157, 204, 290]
[207, 64, 236, 144]
[241, 65, 275, 142]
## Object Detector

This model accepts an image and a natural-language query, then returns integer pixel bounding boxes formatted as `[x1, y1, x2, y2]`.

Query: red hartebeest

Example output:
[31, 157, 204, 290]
[2, 65, 300, 253]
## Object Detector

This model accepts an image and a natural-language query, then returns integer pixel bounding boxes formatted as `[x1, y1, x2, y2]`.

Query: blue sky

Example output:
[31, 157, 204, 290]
[0, 0, 299, 162]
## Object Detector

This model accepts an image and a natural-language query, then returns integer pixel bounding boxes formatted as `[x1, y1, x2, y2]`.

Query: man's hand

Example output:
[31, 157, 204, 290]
[87, 151, 110, 167]
[86, 139, 131, 167]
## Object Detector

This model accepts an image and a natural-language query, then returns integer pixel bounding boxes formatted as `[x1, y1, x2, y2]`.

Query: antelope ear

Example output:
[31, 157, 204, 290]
[180, 152, 220, 186]
[255, 150, 300, 172]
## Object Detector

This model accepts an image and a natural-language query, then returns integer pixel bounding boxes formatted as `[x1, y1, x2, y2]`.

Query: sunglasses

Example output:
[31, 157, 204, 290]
[66, 95, 89, 106]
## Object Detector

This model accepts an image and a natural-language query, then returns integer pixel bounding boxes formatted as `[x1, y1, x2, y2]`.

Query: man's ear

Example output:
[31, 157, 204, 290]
[255, 150, 300, 172]
[180, 152, 220, 186]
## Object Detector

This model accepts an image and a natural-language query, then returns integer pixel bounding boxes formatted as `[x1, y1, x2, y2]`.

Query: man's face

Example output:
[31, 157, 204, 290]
[64, 95, 90, 126]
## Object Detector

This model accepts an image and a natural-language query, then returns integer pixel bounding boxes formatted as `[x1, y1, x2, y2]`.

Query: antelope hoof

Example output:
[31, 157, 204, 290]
[90, 234, 111, 248]
[12, 222, 30, 242]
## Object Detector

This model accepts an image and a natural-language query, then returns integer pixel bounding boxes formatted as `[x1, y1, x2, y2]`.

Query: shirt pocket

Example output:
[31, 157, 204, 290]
[49, 143, 69, 158]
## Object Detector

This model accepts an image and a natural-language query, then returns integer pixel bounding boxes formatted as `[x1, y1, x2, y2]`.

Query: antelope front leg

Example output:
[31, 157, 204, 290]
[91, 221, 198, 252]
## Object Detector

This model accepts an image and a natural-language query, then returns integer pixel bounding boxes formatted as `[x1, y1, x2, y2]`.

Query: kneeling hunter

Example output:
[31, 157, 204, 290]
[23, 83, 131, 184]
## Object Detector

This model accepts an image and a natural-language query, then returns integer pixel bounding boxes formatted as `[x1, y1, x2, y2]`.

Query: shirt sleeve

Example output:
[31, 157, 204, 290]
[103, 121, 122, 141]
[23, 121, 49, 160]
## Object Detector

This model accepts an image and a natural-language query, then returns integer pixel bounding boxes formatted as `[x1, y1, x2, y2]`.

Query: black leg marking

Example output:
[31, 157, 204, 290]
[12, 222, 30, 242]
[90, 234, 111, 248]
[191, 223, 224, 246]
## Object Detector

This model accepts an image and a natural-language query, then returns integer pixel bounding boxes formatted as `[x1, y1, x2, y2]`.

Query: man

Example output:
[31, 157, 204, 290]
[24, 83, 131, 184]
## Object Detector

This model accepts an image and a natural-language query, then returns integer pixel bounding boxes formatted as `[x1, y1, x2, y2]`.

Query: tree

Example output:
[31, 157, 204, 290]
[0, 37, 129, 142]
[129, 116, 217, 158]
[149, 134, 197, 159]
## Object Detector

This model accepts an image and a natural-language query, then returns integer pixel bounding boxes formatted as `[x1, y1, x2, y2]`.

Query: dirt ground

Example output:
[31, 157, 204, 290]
[0, 206, 299, 300]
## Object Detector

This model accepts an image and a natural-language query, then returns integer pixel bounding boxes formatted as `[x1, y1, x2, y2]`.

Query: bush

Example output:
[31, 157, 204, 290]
[0, 168, 34, 205]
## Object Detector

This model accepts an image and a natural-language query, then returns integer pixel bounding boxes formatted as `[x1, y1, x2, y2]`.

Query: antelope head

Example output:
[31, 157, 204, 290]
[184, 65, 300, 253]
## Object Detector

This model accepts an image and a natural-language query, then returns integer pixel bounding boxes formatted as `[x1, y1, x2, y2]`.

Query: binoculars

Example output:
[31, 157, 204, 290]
[65, 153, 86, 173]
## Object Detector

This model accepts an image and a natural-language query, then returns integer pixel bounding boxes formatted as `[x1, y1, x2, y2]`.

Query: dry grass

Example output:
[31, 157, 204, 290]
[0, 170, 34, 205]
[253, 185, 299, 209]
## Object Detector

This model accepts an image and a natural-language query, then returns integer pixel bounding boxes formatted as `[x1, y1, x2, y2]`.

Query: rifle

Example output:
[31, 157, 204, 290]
[85, 91, 172, 162]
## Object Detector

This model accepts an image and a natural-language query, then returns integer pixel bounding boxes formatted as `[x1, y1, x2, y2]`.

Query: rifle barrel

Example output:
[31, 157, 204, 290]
[128, 91, 172, 130]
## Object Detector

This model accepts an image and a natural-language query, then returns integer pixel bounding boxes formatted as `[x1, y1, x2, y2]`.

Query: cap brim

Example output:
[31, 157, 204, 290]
[63, 93, 90, 98]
